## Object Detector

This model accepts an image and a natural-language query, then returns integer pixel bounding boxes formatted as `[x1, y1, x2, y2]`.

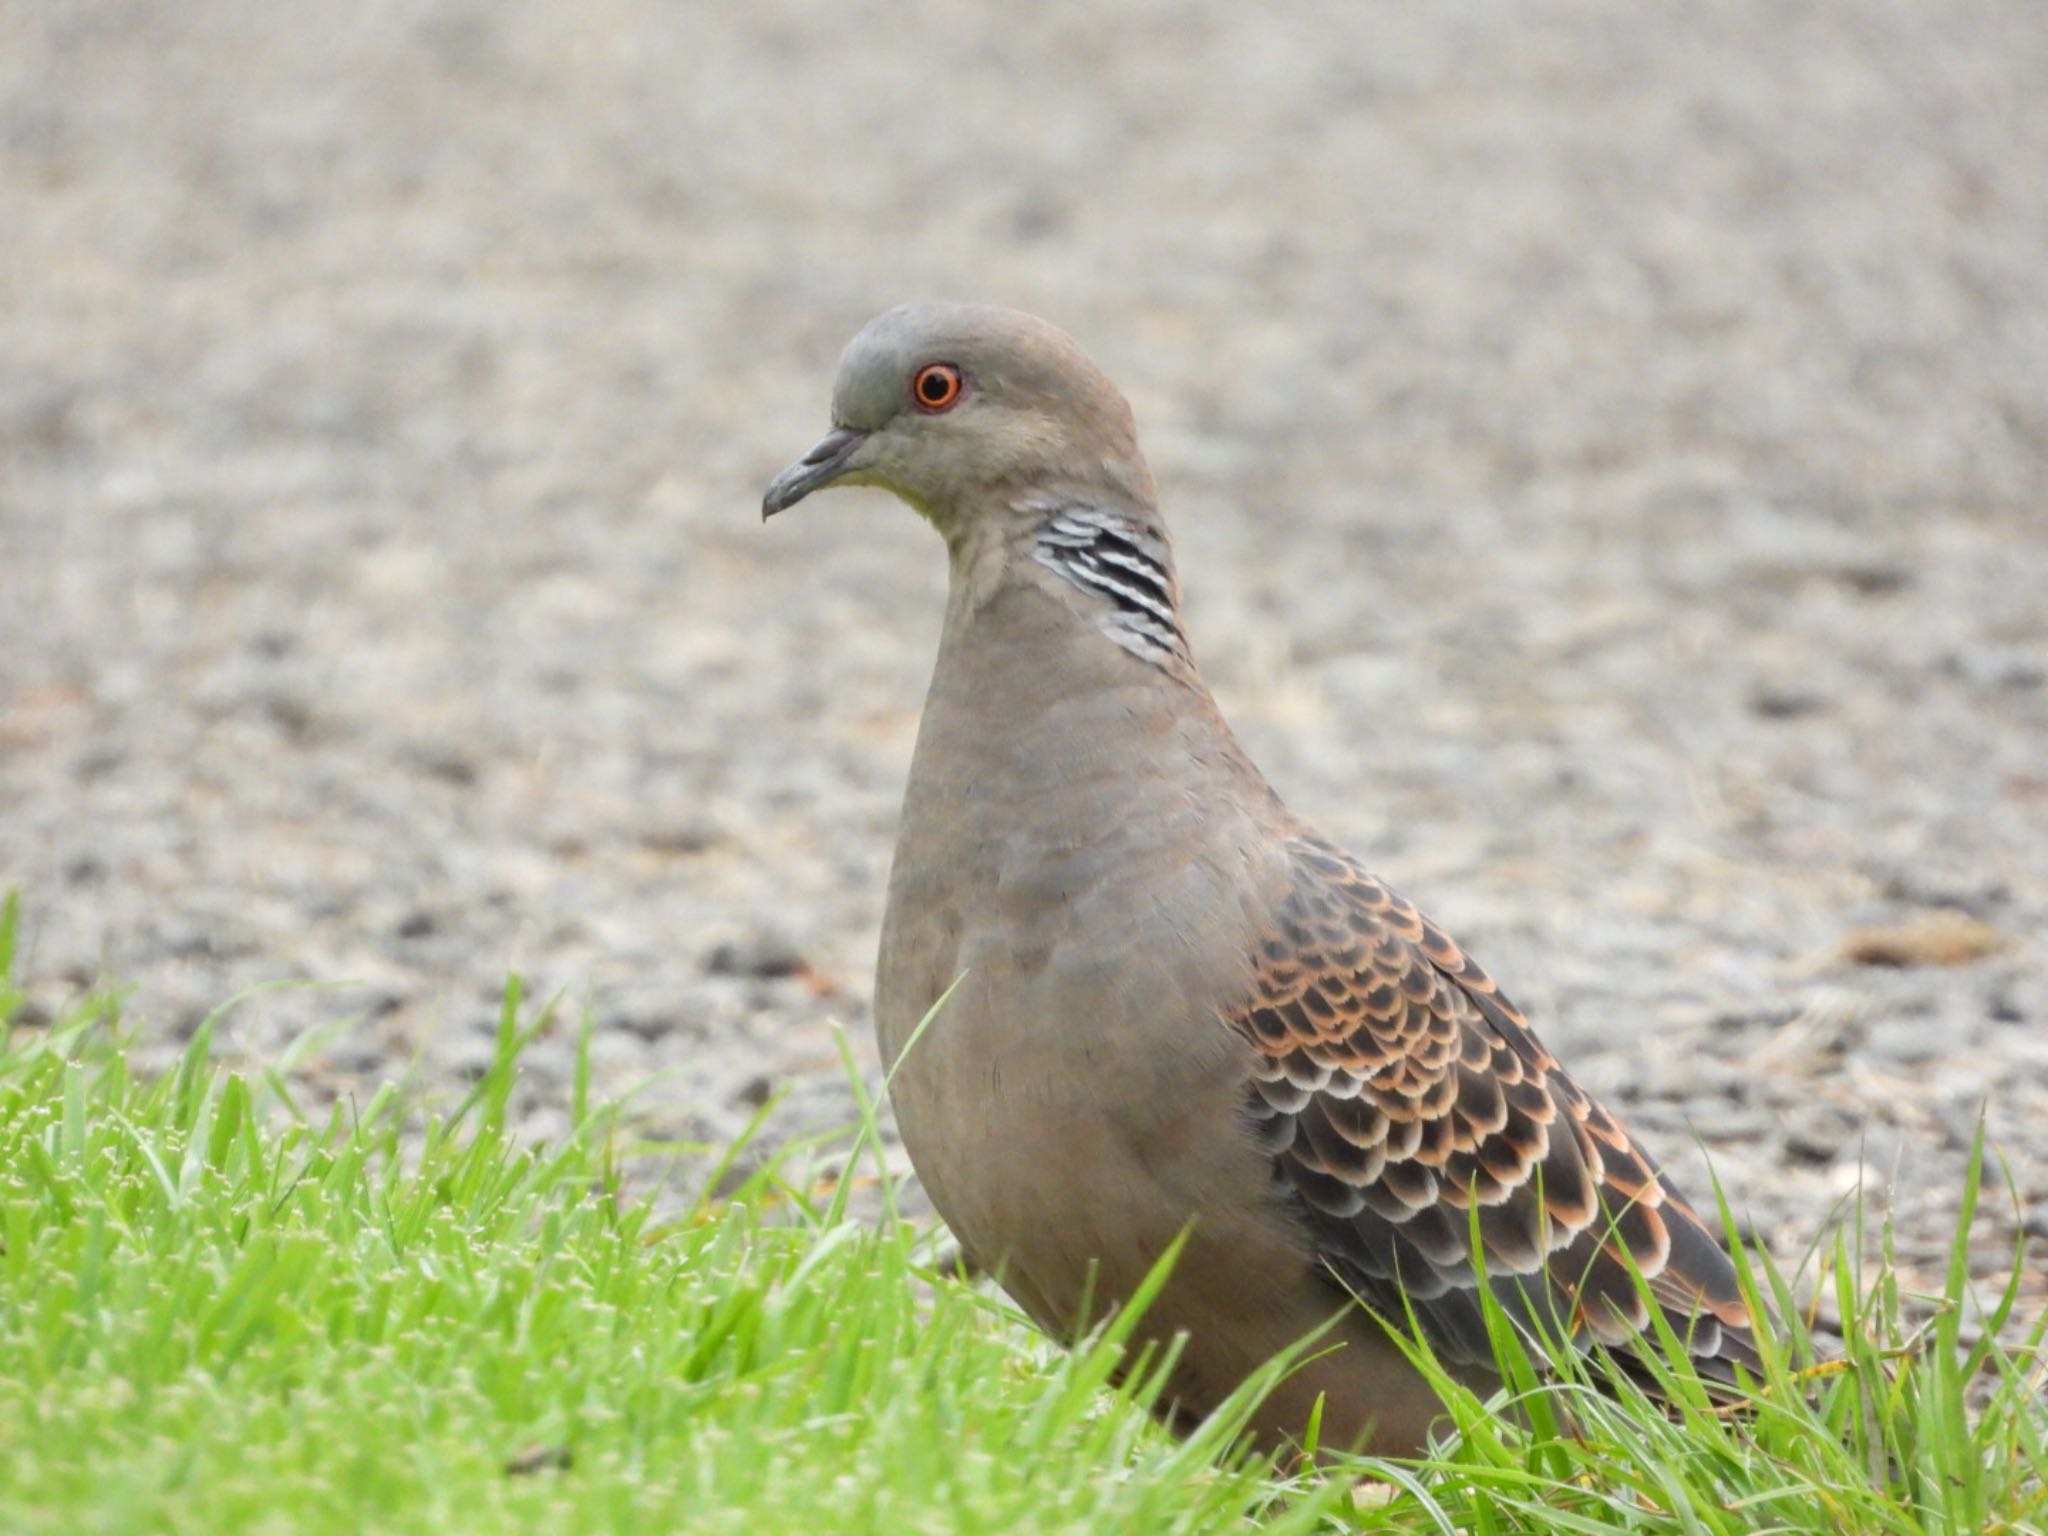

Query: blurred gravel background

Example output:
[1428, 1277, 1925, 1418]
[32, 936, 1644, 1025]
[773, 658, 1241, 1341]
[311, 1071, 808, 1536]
[4, 2, 2045, 1311]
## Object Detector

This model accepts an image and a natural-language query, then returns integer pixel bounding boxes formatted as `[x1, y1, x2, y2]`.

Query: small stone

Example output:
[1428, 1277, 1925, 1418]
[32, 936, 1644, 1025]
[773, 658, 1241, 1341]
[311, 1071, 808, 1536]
[1747, 684, 1830, 720]
[1687, 1106, 1773, 1142]
[1877, 869, 2009, 918]
[394, 909, 437, 940]
[407, 747, 478, 786]
[706, 930, 808, 980]
[1646, 1054, 1745, 1103]
[330, 1042, 393, 1076]
[1946, 646, 2046, 692]
[73, 747, 123, 781]
[640, 816, 724, 855]
[612, 1011, 682, 1042]
[1009, 192, 1068, 242]
[1781, 1104, 1853, 1165]
[1839, 911, 2005, 969]
[1833, 560, 1912, 596]
[262, 691, 319, 742]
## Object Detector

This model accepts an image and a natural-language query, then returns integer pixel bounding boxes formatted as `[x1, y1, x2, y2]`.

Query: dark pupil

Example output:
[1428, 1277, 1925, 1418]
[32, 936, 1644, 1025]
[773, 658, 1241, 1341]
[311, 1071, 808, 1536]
[921, 371, 949, 401]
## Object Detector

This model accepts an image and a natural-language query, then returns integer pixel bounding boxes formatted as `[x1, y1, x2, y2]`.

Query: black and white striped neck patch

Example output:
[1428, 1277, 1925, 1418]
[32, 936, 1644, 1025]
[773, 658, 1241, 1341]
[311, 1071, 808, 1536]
[1030, 505, 1191, 668]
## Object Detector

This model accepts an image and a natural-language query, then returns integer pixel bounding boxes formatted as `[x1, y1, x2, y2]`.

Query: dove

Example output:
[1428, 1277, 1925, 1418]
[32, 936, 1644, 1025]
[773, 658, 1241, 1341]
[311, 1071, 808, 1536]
[763, 303, 1757, 1452]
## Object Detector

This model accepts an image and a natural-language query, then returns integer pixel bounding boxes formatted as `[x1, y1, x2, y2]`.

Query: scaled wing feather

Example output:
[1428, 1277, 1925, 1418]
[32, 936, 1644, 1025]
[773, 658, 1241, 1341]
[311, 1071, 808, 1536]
[1237, 836, 1759, 1383]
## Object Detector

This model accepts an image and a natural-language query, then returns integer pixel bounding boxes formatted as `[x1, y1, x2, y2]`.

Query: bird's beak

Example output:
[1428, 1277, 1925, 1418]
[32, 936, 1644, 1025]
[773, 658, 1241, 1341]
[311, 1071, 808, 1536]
[761, 427, 871, 520]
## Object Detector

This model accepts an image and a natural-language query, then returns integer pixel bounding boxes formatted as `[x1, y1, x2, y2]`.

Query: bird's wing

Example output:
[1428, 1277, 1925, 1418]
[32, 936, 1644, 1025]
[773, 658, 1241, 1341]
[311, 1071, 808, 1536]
[1234, 835, 1759, 1384]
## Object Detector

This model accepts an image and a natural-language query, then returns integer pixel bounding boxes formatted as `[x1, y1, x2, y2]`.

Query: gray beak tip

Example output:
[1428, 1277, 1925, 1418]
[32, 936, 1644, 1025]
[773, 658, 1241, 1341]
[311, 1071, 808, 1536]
[760, 427, 870, 524]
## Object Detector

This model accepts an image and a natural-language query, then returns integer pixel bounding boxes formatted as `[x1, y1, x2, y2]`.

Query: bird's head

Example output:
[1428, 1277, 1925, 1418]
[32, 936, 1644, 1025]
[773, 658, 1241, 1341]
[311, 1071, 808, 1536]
[761, 303, 1154, 538]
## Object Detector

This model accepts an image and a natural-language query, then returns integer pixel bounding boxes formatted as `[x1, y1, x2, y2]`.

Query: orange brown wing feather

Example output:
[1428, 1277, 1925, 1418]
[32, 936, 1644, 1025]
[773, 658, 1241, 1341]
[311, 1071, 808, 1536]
[1237, 835, 1759, 1382]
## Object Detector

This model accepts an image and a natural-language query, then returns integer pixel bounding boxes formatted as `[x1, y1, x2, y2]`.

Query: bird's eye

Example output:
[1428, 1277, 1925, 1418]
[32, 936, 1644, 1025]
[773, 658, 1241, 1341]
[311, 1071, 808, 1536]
[911, 363, 964, 413]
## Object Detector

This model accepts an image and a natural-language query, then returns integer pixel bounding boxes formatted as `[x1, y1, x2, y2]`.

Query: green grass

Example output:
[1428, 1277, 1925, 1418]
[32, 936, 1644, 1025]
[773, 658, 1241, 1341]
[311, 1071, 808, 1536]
[0, 891, 2043, 1535]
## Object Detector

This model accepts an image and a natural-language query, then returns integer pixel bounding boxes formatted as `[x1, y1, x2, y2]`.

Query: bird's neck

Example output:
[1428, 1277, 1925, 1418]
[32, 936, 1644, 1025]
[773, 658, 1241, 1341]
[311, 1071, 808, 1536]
[942, 492, 1196, 681]
[903, 493, 1277, 893]
[908, 490, 1245, 836]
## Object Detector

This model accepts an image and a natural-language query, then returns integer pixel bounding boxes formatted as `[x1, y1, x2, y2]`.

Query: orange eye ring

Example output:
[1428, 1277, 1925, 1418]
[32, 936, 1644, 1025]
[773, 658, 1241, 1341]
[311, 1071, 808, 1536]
[911, 362, 965, 413]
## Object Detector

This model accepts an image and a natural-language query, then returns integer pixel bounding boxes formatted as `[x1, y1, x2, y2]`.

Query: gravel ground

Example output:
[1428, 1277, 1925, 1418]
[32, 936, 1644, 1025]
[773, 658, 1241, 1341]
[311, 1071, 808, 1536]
[4, 2, 2046, 1314]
